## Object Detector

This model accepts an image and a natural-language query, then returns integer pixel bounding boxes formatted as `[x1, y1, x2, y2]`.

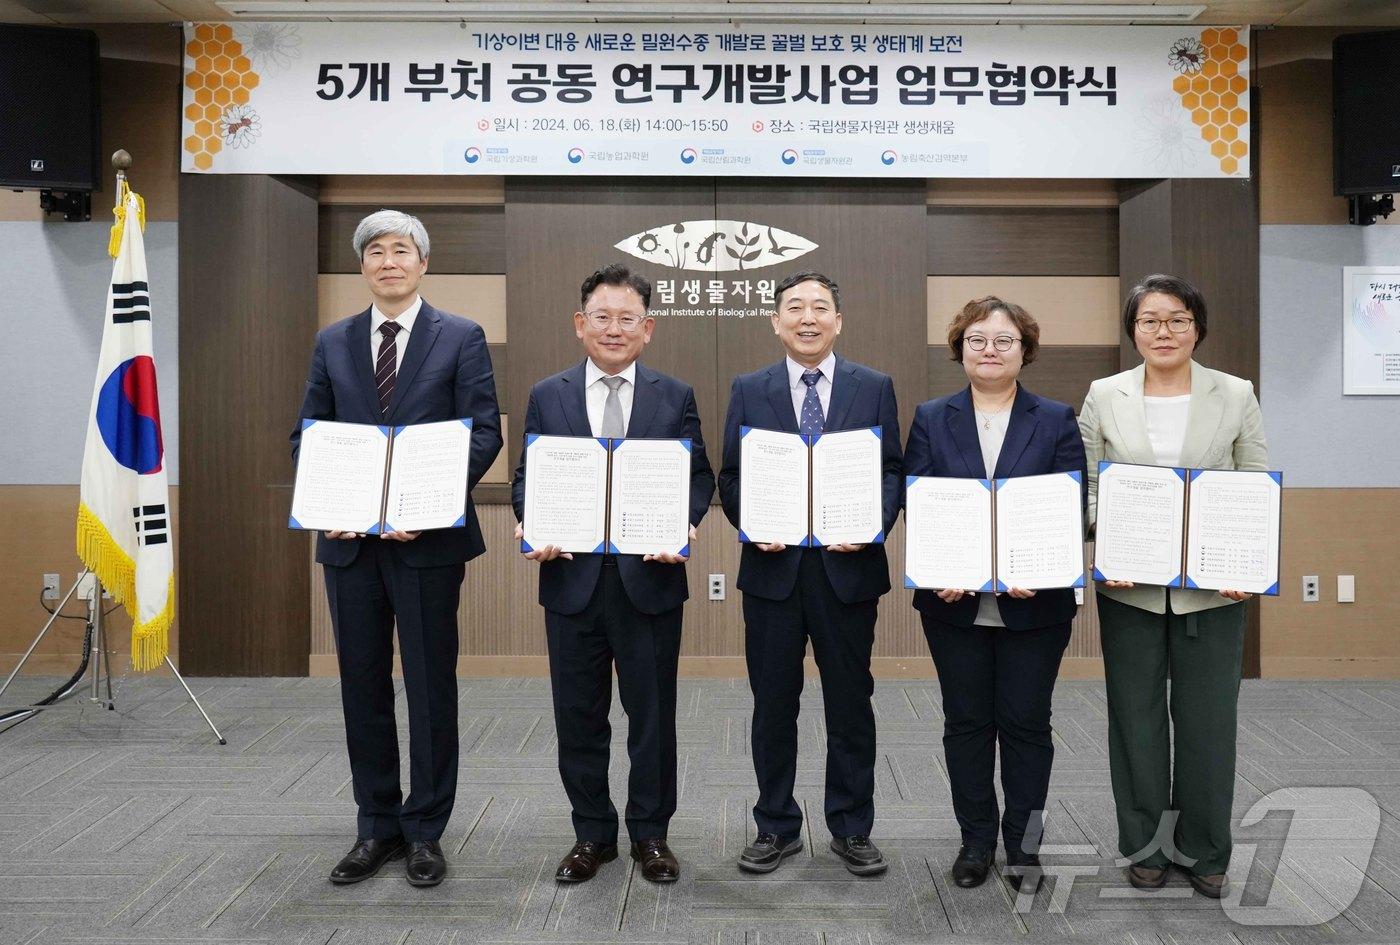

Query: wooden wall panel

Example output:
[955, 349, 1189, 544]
[504, 178, 721, 474]
[928, 207, 1119, 276]
[716, 179, 929, 448]
[319, 205, 506, 274]
[928, 179, 1118, 208]
[179, 174, 318, 676]
[928, 345, 1120, 411]
[928, 276, 1121, 347]
[101, 58, 181, 221]
[316, 274, 506, 342]
[1263, 488, 1400, 677]
[319, 176, 505, 206]
[0, 486, 180, 675]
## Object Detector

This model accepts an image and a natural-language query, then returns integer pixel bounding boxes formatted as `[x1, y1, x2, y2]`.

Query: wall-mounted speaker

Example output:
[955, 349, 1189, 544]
[0, 25, 100, 193]
[1334, 29, 1400, 198]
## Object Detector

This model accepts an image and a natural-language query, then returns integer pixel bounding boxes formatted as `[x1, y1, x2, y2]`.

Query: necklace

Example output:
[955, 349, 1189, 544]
[972, 391, 1015, 430]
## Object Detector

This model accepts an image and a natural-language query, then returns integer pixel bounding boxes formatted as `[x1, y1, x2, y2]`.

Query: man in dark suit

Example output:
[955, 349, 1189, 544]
[719, 270, 902, 876]
[511, 263, 715, 885]
[290, 210, 502, 888]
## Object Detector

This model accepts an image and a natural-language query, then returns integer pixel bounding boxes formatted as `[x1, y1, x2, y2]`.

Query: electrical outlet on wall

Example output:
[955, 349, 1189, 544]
[42, 573, 60, 602]
[1302, 575, 1319, 602]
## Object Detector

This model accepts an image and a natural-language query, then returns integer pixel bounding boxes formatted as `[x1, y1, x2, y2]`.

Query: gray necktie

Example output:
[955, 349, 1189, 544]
[600, 375, 626, 438]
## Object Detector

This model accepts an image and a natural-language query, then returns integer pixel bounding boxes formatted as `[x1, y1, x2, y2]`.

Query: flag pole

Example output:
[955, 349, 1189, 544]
[109, 148, 225, 745]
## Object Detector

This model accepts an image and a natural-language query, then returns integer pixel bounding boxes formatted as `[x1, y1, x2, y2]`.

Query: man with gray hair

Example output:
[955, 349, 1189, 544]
[291, 209, 502, 888]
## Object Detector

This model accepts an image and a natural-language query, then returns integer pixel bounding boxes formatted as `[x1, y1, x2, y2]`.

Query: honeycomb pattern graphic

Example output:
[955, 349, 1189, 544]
[183, 24, 261, 170]
[1170, 28, 1248, 175]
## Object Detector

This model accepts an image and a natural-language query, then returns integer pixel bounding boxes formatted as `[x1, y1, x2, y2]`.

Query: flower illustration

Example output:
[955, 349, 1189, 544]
[1131, 94, 1208, 175]
[1168, 37, 1207, 74]
[221, 105, 262, 149]
[243, 23, 301, 74]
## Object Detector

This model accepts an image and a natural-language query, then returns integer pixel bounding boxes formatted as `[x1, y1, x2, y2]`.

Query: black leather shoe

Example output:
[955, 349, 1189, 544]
[829, 835, 888, 876]
[404, 839, 447, 887]
[329, 837, 405, 884]
[738, 832, 804, 873]
[555, 840, 618, 883]
[951, 845, 994, 888]
[631, 838, 680, 883]
[1004, 851, 1043, 894]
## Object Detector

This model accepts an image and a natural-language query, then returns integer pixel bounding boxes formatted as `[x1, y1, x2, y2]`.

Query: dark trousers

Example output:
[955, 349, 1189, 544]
[743, 549, 878, 841]
[544, 561, 683, 845]
[324, 540, 464, 843]
[1098, 593, 1245, 876]
[922, 614, 1071, 854]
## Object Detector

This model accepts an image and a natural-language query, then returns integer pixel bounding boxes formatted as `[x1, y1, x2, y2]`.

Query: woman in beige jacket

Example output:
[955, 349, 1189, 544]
[1080, 273, 1268, 899]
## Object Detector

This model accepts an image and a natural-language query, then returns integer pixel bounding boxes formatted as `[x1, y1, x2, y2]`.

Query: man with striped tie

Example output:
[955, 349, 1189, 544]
[718, 270, 903, 877]
[291, 210, 502, 888]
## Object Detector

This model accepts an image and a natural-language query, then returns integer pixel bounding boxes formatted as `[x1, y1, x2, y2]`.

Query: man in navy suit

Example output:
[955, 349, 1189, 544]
[291, 210, 502, 888]
[511, 263, 715, 885]
[719, 270, 902, 876]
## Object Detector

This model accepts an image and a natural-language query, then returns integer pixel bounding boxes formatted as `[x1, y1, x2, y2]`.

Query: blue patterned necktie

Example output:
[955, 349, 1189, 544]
[799, 369, 824, 435]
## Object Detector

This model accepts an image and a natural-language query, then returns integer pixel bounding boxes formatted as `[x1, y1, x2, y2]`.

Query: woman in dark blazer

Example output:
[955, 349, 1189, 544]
[904, 296, 1087, 893]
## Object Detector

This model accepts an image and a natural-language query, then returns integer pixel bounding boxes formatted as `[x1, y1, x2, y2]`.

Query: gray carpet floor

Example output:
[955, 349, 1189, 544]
[3, 674, 1400, 944]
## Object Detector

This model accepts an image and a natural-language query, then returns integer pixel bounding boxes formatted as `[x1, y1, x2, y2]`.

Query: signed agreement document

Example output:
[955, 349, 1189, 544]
[290, 419, 473, 534]
[522, 435, 692, 557]
[1093, 462, 1282, 595]
[904, 472, 1084, 591]
[738, 426, 884, 548]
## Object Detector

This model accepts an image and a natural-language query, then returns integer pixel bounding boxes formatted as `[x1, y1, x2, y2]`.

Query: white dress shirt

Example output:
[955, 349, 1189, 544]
[584, 358, 636, 437]
[785, 352, 835, 426]
[369, 294, 422, 372]
[1143, 394, 1191, 467]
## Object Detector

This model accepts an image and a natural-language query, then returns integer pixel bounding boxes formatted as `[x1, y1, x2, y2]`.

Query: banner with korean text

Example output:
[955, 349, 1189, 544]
[182, 22, 1249, 178]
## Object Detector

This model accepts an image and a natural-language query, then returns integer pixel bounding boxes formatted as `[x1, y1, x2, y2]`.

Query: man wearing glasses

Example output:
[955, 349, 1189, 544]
[511, 263, 715, 885]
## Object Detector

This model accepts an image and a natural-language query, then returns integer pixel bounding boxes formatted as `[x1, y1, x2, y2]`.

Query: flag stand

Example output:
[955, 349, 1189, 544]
[0, 151, 225, 745]
[0, 571, 225, 744]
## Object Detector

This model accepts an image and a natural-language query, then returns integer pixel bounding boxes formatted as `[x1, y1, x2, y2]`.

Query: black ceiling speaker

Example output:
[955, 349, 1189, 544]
[0, 24, 100, 218]
[1334, 29, 1400, 225]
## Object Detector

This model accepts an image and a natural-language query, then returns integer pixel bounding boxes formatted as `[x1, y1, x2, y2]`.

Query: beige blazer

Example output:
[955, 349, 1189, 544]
[1080, 360, 1269, 616]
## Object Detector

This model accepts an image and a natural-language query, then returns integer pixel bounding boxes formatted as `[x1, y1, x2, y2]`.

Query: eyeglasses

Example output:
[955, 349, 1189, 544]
[1135, 316, 1195, 334]
[964, 335, 1020, 352]
[584, 311, 647, 332]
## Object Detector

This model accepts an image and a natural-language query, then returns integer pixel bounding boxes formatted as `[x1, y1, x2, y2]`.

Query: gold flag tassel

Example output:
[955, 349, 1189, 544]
[76, 503, 174, 671]
[108, 179, 146, 258]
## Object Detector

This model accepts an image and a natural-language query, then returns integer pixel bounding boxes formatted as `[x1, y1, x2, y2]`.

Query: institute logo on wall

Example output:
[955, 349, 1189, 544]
[184, 23, 301, 169]
[616, 220, 818, 271]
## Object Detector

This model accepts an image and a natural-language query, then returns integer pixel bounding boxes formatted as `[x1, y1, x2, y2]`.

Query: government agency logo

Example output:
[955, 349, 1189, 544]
[616, 220, 818, 272]
[781, 148, 799, 165]
[567, 147, 585, 164]
[680, 147, 697, 165]
[464, 147, 481, 164]
[882, 150, 898, 166]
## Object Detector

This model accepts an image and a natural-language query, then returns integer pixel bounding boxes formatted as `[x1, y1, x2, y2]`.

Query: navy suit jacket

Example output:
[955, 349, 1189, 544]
[290, 301, 503, 568]
[903, 383, 1086, 630]
[510, 360, 716, 617]
[718, 357, 903, 605]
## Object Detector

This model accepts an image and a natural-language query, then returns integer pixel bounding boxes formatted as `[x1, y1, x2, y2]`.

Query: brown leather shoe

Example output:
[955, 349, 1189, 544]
[1185, 871, 1228, 898]
[555, 840, 618, 883]
[1127, 864, 1168, 888]
[631, 838, 680, 883]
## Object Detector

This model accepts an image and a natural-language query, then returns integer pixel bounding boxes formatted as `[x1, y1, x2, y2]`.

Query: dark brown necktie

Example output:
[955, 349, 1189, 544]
[375, 320, 402, 415]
